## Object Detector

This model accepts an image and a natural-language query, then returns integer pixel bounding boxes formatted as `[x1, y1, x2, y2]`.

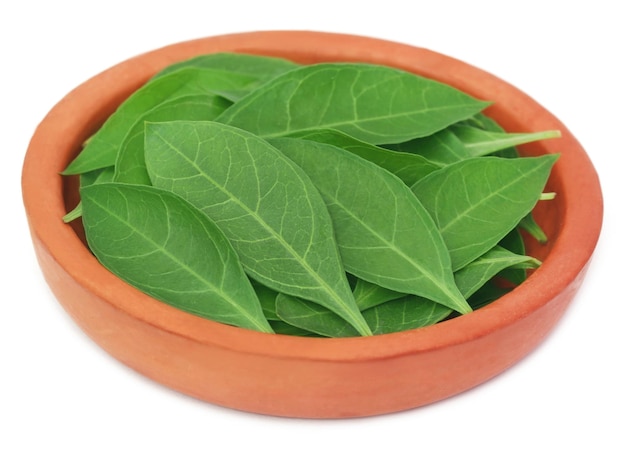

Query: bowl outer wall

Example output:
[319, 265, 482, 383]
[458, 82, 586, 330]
[21, 31, 603, 418]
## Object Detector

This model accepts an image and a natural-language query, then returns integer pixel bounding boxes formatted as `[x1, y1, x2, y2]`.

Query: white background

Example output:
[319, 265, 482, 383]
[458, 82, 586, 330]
[3, 1, 623, 447]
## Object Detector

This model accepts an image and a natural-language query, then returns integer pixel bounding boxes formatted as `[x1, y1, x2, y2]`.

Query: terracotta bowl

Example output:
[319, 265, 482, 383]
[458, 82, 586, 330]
[21, 31, 603, 418]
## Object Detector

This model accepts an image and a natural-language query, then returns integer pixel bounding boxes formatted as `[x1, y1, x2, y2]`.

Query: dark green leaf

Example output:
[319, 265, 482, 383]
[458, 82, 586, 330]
[518, 213, 549, 244]
[269, 319, 318, 337]
[466, 282, 512, 310]
[498, 227, 529, 284]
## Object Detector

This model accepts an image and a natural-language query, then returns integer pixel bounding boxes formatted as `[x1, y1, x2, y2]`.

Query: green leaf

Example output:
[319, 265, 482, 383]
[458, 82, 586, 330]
[114, 94, 230, 185]
[152, 52, 299, 101]
[270, 137, 470, 314]
[497, 227, 529, 284]
[144, 121, 372, 336]
[386, 128, 469, 165]
[250, 280, 280, 321]
[451, 125, 561, 157]
[362, 296, 452, 334]
[269, 319, 318, 337]
[457, 113, 502, 131]
[216, 63, 489, 144]
[277, 291, 452, 336]
[63, 166, 115, 223]
[276, 293, 359, 338]
[453, 245, 540, 298]
[80, 183, 273, 333]
[518, 213, 549, 244]
[286, 128, 441, 186]
[466, 282, 512, 310]
[387, 125, 560, 165]
[411, 154, 559, 270]
[62, 67, 256, 175]
[353, 278, 406, 311]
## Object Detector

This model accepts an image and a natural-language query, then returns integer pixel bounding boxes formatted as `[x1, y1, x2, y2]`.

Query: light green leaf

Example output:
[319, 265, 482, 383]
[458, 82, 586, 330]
[451, 124, 561, 157]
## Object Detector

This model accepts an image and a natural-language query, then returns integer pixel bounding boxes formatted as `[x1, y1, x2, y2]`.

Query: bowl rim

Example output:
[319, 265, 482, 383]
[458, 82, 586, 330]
[22, 30, 603, 362]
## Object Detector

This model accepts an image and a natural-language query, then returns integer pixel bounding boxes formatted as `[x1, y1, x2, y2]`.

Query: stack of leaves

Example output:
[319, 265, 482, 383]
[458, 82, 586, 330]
[62, 53, 559, 337]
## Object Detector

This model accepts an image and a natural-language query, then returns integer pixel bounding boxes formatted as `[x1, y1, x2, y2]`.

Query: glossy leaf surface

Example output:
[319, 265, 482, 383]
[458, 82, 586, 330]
[144, 121, 371, 336]
[80, 183, 273, 333]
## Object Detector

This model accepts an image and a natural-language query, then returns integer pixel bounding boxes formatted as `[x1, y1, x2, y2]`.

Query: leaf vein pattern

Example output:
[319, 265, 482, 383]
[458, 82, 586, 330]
[150, 129, 356, 317]
[86, 188, 256, 322]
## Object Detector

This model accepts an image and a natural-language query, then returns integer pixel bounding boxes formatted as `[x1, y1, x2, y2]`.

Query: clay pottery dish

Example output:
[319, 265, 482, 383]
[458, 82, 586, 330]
[22, 31, 603, 418]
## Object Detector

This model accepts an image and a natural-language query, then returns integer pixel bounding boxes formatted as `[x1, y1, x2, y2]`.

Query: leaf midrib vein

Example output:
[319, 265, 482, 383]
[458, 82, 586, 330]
[260, 102, 479, 138]
[327, 194, 458, 304]
[87, 189, 262, 327]
[438, 161, 547, 234]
